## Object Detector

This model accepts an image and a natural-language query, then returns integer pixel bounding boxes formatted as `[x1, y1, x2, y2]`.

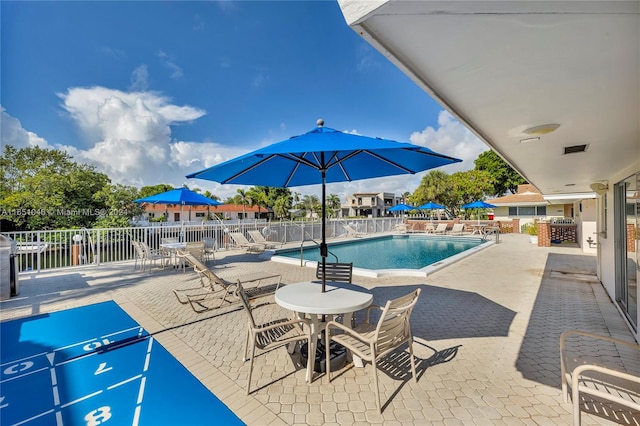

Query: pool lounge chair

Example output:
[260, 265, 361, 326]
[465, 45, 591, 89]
[433, 223, 448, 234]
[247, 230, 277, 249]
[448, 223, 466, 235]
[228, 232, 265, 252]
[173, 251, 282, 313]
[343, 224, 366, 238]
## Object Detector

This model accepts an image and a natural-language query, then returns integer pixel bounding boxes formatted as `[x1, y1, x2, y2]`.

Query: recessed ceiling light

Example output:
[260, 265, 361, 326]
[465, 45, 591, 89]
[565, 183, 576, 186]
[523, 124, 560, 135]
[520, 137, 540, 143]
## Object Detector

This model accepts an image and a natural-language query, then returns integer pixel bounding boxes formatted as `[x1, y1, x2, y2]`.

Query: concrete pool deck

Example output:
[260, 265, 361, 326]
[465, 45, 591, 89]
[1, 232, 637, 425]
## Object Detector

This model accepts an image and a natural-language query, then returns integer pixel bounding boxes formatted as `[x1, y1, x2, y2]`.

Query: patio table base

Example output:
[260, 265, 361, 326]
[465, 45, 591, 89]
[300, 341, 347, 373]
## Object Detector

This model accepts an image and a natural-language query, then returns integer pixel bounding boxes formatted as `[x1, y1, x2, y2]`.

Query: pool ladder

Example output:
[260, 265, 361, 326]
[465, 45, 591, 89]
[299, 238, 338, 267]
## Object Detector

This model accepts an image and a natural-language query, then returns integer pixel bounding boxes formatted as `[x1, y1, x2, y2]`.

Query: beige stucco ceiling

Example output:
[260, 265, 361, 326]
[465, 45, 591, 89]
[339, 0, 640, 196]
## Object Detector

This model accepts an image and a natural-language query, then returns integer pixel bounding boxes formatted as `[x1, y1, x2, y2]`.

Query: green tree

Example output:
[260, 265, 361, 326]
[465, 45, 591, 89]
[138, 184, 174, 198]
[474, 150, 526, 196]
[300, 194, 320, 219]
[326, 194, 341, 218]
[93, 184, 143, 228]
[273, 195, 291, 219]
[247, 187, 269, 218]
[411, 170, 450, 206]
[1, 145, 111, 230]
[440, 170, 495, 217]
[236, 188, 250, 219]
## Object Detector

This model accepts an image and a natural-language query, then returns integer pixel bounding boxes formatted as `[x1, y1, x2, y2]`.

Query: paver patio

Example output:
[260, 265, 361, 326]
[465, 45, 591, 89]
[1, 233, 637, 425]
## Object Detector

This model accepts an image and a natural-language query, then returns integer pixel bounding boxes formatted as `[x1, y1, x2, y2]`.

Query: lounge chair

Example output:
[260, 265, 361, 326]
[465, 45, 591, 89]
[173, 251, 282, 313]
[247, 230, 277, 249]
[228, 232, 265, 252]
[448, 223, 466, 235]
[422, 223, 436, 234]
[343, 224, 366, 238]
[237, 281, 311, 395]
[433, 223, 448, 234]
[325, 288, 421, 413]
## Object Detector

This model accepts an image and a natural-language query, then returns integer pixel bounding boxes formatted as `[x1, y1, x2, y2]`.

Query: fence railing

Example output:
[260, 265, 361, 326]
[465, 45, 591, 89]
[2, 218, 403, 273]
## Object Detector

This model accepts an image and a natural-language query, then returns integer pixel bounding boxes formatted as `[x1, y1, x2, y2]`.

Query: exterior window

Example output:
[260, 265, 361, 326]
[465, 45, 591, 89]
[536, 206, 547, 215]
[195, 212, 205, 218]
[519, 206, 536, 216]
[508, 207, 517, 216]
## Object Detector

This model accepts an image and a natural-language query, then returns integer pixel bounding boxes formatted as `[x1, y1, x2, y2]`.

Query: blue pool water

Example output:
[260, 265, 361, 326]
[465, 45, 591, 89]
[277, 235, 485, 271]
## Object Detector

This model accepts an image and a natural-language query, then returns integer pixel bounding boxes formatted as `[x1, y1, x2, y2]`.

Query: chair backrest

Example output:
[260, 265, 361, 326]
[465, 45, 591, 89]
[139, 241, 155, 257]
[435, 223, 448, 232]
[185, 241, 205, 256]
[374, 289, 421, 354]
[203, 237, 216, 251]
[178, 250, 228, 288]
[235, 281, 257, 330]
[229, 232, 250, 246]
[451, 224, 464, 232]
[132, 241, 144, 258]
[316, 262, 353, 283]
[247, 230, 266, 243]
[161, 237, 179, 244]
[424, 223, 435, 231]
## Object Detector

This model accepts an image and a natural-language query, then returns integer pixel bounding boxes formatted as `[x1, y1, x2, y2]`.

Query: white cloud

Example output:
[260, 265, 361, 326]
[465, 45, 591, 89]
[1, 107, 50, 149]
[2, 101, 488, 204]
[130, 65, 149, 91]
[54, 86, 232, 189]
[409, 110, 488, 173]
[156, 51, 184, 79]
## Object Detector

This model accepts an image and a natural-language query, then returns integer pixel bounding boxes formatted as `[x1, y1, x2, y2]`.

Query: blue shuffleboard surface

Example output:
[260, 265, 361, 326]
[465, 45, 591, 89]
[1, 301, 244, 425]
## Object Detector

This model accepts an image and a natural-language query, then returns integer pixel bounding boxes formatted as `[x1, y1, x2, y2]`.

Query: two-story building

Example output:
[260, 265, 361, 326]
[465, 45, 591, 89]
[341, 192, 403, 217]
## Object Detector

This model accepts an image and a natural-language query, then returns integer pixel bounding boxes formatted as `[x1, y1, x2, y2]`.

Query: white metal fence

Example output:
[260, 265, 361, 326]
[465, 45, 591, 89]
[2, 218, 403, 273]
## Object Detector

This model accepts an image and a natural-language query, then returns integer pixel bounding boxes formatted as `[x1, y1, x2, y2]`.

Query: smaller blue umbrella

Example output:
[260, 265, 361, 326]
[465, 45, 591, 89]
[135, 188, 222, 222]
[417, 201, 445, 210]
[388, 203, 416, 212]
[462, 200, 496, 224]
[462, 200, 496, 209]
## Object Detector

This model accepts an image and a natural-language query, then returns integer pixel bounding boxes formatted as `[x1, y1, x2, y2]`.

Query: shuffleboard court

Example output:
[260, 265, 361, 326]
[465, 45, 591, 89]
[0, 301, 243, 426]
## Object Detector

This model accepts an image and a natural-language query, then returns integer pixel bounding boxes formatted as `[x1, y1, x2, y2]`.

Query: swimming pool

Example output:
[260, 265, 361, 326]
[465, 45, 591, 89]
[270, 235, 493, 278]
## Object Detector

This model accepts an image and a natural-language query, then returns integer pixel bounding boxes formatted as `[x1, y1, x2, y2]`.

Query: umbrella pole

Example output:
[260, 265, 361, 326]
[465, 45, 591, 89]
[320, 169, 327, 293]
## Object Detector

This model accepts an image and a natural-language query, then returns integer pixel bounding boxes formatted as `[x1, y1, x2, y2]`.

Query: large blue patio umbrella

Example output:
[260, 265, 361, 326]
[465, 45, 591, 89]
[418, 201, 446, 220]
[186, 120, 461, 291]
[417, 201, 445, 210]
[462, 200, 496, 224]
[388, 203, 416, 212]
[134, 187, 222, 221]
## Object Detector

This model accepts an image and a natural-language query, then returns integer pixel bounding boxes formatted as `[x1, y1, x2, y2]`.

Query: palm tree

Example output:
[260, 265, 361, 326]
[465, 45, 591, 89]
[273, 195, 290, 219]
[301, 194, 320, 219]
[247, 188, 269, 219]
[326, 194, 341, 218]
[236, 188, 250, 220]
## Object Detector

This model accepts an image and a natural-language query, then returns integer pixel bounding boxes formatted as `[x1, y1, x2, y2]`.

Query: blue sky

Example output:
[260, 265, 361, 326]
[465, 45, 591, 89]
[1, 0, 486, 201]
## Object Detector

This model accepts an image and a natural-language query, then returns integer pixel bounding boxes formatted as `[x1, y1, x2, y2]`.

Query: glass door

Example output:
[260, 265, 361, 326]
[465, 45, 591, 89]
[614, 174, 638, 330]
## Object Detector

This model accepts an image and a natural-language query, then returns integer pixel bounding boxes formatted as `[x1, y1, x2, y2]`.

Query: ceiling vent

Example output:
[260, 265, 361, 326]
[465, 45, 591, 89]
[563, 144, 588, 155]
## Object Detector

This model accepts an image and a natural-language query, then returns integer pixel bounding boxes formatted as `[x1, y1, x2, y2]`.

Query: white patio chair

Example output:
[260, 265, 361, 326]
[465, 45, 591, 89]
[138, 241, 171, 271]
[448, 223, 466, 235]
[202, 237, 216, 263]
[237, 281, 311, 395]
[325, 288, 421, 413]
[560, 330, 640, 426]
[343, 224, 366, 238]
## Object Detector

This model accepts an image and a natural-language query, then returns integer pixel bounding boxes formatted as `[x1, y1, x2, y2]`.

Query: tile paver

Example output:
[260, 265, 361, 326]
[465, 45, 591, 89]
[1, 233, 637, 425]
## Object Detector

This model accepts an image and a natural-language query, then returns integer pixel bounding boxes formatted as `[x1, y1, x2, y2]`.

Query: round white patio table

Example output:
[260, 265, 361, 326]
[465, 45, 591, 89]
[275, 281, 373, 382]
[160, 242, 186, 268]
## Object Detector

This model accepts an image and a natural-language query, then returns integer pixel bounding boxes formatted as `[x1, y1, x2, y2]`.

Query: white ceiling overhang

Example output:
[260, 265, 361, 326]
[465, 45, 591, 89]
[338, 0, 640, 195]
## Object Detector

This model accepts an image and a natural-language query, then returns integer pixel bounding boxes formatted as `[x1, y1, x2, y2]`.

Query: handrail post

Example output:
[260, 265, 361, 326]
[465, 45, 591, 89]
[36, 231, 41, 273]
